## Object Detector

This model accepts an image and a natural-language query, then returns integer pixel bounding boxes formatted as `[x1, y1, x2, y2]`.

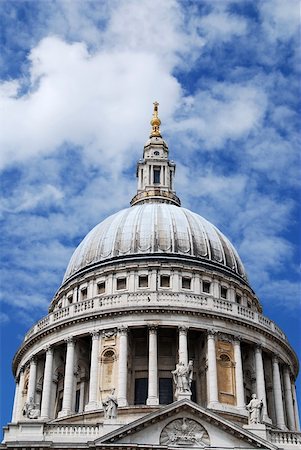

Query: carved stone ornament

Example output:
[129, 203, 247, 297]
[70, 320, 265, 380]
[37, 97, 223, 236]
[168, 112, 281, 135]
[102, 329, 117, 339]
[22, 397, 40, 419]
[160, 418, 210, 447]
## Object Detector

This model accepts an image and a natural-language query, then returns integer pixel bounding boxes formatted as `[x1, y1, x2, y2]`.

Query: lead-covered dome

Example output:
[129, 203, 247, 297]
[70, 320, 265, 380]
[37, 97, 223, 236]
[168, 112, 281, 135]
[63, 203, 247, 282]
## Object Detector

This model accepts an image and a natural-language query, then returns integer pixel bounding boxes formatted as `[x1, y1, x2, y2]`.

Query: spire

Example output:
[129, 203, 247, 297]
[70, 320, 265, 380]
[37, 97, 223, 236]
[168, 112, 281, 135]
[130, 103, 181, 207]
[150, 101, 162, 137]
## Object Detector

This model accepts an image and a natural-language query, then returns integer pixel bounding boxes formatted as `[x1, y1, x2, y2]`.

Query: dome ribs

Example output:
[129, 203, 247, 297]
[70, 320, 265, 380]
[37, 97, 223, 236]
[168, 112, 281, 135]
[63, 204, 248, 283]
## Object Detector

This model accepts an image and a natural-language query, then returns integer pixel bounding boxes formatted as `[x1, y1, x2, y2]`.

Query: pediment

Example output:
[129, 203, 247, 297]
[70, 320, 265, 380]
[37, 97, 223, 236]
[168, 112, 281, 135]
[95, 399, 276, 449]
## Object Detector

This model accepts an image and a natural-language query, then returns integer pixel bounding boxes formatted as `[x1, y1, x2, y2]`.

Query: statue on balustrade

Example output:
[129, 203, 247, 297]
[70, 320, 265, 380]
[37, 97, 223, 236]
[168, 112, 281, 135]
[172, 360, 193, 395]
[246, 394, 263, 424]
[22, 397, 40, 419]
[103, 388, 118, 419]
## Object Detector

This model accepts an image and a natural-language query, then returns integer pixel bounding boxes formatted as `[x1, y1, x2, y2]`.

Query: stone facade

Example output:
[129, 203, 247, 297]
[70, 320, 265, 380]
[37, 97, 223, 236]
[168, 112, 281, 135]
[2, 104, 300, 449]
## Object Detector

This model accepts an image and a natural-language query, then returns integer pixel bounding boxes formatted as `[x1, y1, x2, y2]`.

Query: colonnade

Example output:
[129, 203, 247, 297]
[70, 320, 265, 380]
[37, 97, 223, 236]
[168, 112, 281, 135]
[12, 326, 300, 432]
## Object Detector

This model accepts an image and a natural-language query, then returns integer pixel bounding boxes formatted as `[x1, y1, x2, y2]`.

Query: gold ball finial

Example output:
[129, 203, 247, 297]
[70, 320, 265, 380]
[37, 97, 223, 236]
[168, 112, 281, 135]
[150, 101, 162, 137]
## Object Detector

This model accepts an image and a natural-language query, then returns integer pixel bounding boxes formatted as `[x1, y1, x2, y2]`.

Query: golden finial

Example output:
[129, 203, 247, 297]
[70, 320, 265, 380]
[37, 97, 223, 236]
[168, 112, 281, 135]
[150, 101, 162, 137]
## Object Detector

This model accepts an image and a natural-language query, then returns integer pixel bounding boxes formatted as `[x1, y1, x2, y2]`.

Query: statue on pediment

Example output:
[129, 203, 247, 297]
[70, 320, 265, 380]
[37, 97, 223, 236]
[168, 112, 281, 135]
[246, 394, 263, 424]
[171, 360, 193, 395]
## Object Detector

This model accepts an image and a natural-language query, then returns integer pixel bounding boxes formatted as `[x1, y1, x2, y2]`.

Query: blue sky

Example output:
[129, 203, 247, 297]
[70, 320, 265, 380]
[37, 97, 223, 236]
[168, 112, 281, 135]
[0, 0, 300, 430]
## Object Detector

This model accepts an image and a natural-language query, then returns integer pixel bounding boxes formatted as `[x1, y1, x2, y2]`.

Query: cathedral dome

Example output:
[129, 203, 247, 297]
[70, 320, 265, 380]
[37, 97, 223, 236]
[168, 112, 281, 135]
[63, 203, 247, 283]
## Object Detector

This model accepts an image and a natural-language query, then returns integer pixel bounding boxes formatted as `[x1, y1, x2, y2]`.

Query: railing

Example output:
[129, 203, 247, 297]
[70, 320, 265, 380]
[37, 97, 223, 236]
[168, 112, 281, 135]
[268, 430, 301, 446]
[24, 291, 287, 342]
[45, 423, 101, 436]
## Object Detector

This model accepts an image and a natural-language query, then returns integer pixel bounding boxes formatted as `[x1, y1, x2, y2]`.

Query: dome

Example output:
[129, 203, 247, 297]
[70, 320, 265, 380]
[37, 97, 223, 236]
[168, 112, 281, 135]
[63, 203, 247, 283]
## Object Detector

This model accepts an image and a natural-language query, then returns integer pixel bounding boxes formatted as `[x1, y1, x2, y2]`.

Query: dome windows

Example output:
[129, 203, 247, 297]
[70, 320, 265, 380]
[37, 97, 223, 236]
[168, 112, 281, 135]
[160, 275, 170, 288]
[116, 277, 127, 291]
[182, 277, 191, 290]
[221, 287, 227, 299]
[138, 275, 148, 288]
[202, 281, 211, 294]
[97, 281, 106, 295]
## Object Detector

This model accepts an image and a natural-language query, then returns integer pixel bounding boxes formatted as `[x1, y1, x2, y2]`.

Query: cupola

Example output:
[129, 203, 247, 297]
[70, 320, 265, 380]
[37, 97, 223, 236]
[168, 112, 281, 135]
[130, 102, 181, 206]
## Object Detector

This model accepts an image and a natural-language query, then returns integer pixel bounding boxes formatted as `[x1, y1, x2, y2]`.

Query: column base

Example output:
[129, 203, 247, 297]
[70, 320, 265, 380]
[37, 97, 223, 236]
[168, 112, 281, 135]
[146, 397, 159, 406]
[85, 402, 100, 412]
[57, 409, 71, 418]
[117, 398, 128, 407]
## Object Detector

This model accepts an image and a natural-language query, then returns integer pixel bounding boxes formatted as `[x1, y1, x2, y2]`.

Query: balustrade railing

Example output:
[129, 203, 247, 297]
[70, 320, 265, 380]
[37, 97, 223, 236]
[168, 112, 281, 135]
[45, 424, 101, 436]
[268, 430, 301, 446]
[24, 291, 287, 342]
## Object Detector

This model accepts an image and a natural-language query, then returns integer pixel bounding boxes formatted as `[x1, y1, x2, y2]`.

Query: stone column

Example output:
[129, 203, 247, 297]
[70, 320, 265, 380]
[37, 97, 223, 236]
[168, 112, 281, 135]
[292, 382, 300, 431]
[233, 337, 245, 408]
[40, 346, 54, 420]
[85, 331, 100, 411]
[117, 327, 128, 406]
[254, 345, 269, 421]
[79, 380, 85, 413]
[16, 368, 25, 421]
[283, 366, 295, 430]
[272, 356, 286, 430]
[27, 357, 37, 403]
[11, 378, 19, 422]
[178, 326, 188, 365]
[207, 330, 219, 407]
[147, 325, 159, 405]
[59, 337, 75, 417]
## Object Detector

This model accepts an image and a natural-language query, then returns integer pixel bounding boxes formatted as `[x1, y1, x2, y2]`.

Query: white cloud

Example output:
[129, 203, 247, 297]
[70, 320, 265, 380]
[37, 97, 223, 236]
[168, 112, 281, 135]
[171, 82, 268, 150]
[0, 36, 182, 170]
[259, 0, 300, 41]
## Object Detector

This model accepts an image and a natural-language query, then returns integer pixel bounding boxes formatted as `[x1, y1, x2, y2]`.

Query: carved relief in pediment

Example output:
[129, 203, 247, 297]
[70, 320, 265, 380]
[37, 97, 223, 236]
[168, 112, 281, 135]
[160, 418, 210, 447]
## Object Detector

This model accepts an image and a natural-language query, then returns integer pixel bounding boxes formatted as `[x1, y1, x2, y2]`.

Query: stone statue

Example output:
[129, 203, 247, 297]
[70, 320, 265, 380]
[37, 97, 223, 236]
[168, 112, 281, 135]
[171, 360, 193, 395]
[103, 388, 118, 419]
[246, 393, 263, 424]
[22, 397, 40, 419]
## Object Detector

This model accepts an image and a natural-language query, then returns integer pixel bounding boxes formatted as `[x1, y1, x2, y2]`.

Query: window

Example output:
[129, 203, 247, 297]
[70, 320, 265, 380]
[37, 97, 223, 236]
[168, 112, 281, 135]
[221, 286, 228, 299]
[138, 275, 148, 288]
[247, 301, 252, 309]
[159, 378, 173, 404]
[116, 278, 126, 290]
[160, 275, 170, 288]
[67, 295, 73, 304]
[134, 378, 148, 405]
[202, 281, 211, 293]
[97, 281, 105, 294]
[182, 277, 191, 289]
[75, 389, 80, 413]
[153, 167, 161, 184]
[81, 287, 87, 300]
[235, 294, 241, 304]
[154, 151, 160, 156]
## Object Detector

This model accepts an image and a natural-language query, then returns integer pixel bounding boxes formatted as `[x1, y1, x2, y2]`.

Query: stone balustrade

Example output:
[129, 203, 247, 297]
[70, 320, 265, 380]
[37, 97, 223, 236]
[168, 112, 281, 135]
[268, 430, 301, 447]
[24, 292, 287, 342]
[45, 423, 101, 437]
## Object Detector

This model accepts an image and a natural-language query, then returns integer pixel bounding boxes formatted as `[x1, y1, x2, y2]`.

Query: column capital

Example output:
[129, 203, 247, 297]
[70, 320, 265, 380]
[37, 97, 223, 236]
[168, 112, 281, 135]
[233, 335, 242, 343]
[148, 324, 158, 333]
[207, 329, 217, 338]
[272, 355, 279, 364]
[44, 344, 53, 354]
[255, 343, 263, 352]
[178, 326, 188, 334]
[65, 336, 75, 346]
[90, 330, 100, 339]
[118, 326, 128, 336]
[29, 356, 37, 365]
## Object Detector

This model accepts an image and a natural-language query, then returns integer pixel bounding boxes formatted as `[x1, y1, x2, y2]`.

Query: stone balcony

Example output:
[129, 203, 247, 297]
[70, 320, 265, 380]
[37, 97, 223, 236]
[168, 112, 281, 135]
[23, 292, 287, 342]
